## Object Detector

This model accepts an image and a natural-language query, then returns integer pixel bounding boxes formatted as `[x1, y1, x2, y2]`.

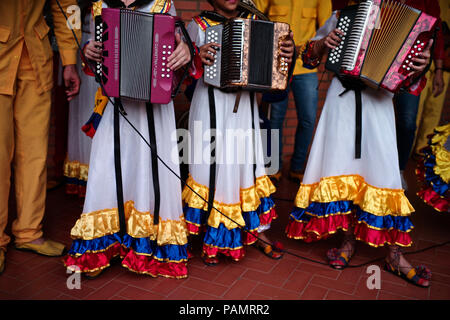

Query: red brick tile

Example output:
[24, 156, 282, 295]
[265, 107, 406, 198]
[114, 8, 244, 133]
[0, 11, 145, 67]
[181, 278, 228, 297]
[299, 284, 328, 300]
[296, 262, 340, 280]
[32, 288, 63, 300]
[429, 282, 450, 300]
[0, 275, 27, 295]
[246, 293, 271, 300]
[283, 270, 312, 292]
[326, 289, 356, 300]
[193, 292, 222, 300]
[379, 279, 429, 300]
[238, 258, 275, 273]
[150, 278, 183, 297]
[119, 286, 165, 300]
[167, 286, 200, 300]
[353, 275, 380, 300]
[114, 270, 161, 290]
[252, 283, 300, 300]
[269, 259, 300, 278]
[213, 265, 246, 287]
[222, 279, 259, 300]
[378, 290, 414, 300]
[187, 264, 221, 282]
[242, 269, 287, 287]
[310, 275, 357, 295]
[85, 281, 127, 300]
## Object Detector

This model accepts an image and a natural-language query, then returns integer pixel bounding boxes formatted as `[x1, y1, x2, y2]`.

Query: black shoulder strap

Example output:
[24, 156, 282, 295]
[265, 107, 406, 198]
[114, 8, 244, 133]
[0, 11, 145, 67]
[206, 86, 217, 218]
[199, 10, 228, 23]
[146, 103, 161, 225]
[113, 99, 127, 236]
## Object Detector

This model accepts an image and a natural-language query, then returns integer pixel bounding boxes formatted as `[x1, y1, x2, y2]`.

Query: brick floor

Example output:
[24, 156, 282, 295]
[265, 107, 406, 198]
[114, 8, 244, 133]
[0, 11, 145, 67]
[1, 159, 450, 300]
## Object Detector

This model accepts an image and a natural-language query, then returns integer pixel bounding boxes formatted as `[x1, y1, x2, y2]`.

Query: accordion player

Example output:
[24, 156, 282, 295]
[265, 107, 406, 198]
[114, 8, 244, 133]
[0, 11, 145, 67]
[204, 18, 291, 92]
[93, 8, 191, 104]
[325, 0, 438, 93]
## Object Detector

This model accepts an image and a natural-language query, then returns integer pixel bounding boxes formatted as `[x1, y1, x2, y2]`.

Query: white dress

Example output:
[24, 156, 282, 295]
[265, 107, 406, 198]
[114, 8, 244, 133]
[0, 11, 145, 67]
[64, 0, 189, 279]
[286, 12, 415, 248]
[64, 15, 95, 197]
[182, 17, 277, 262]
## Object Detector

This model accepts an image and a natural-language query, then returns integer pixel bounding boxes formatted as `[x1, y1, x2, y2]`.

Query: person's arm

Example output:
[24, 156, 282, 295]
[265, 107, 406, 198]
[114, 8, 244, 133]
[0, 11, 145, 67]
[166, 3, 192, 71]
[50, 0, 81, 101]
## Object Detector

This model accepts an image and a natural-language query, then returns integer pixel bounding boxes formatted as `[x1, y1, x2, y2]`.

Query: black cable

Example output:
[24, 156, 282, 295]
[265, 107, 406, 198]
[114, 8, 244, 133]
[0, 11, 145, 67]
[55, 0, 450, 270]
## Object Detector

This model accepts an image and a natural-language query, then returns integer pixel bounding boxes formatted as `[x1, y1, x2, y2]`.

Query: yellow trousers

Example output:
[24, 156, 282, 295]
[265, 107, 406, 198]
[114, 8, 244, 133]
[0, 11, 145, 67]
[0, 45, 51, 248]
[414, 67, 450, 154]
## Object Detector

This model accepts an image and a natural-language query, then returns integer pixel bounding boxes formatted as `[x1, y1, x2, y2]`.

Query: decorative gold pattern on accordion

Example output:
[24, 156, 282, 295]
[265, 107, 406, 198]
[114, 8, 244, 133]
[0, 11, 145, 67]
[231, 19, 250, 87]
[273, 22, 290, 91]
[230, 19, 290, 91]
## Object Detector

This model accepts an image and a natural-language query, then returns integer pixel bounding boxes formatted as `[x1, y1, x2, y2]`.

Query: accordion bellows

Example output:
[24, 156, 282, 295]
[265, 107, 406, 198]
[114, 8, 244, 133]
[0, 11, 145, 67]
[95, 8, 178, 104]
[326, 0, 438, 93]
[204, 19, 290, 91]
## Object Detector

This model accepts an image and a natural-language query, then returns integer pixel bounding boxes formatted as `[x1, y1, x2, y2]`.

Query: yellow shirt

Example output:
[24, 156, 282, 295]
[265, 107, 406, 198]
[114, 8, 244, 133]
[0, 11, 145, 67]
[254, 0, 332, 75]
[0, 0, 80, 95]
[439, 0, 449, 25]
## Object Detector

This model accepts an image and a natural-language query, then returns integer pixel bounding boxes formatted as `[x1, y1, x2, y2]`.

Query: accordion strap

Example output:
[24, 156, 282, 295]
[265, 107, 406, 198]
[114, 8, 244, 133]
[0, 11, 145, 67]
[206, 86, 217, 217]
[146, 103, 162, 225]
[113, 99, 127, 236]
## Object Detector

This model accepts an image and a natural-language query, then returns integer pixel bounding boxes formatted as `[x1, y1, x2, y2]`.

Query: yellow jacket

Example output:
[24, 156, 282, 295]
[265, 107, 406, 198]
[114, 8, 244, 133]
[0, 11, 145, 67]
[440, 0, 449, 25]
[0, 0, 80, 95]
[254, 0, 332, 75]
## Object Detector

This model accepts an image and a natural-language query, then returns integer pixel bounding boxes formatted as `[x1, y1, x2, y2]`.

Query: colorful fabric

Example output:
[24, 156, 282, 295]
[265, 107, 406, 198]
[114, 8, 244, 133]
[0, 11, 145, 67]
[286, 174, 415, 247]
[416, 124, 450, 212]
[81, 87, 109, 138]
[183, 175, 277, 261]
[64, 200, 189, 278]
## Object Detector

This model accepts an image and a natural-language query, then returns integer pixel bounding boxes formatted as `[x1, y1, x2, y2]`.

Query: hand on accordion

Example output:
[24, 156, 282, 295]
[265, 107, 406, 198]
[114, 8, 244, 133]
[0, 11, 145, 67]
[199, 42, 221, 66]
[279, 31, 295, 64]
[84, 40, 102, 63]
[407, 39, 433, 78]
[167, 33, 193, 71]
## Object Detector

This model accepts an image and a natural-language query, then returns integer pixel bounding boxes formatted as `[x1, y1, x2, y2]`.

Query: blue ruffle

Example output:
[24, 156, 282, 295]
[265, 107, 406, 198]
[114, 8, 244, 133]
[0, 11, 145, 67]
[183, 206, 207, 226]
[204, 224, 243, 249]
[289, 200, 414, 232]
[290, 200, 353, 223]
[65, 176, 87, 186]
[355, 209, 413, 232]
[424, 152, 449, 196]
[67, 232, 188, 262]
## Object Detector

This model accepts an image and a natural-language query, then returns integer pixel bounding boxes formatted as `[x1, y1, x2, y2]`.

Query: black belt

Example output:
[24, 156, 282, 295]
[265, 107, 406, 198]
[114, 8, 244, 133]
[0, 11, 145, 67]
[207, 86, 217, 217]
[338, 78, 365, 160]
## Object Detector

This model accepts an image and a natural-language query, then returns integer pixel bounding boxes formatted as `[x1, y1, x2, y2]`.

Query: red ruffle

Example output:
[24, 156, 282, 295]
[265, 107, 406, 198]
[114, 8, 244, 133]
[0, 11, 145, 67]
[285, 214, 353, 243]
[63, 243, 188, 278]
[243, 208, 278, 245]
[63, 243, 125, 272]
[354, 223, 412, 247]
[203, 244, 245, 261]
[65, 184, 86, 197]
[417, 187, 449, 212]
[121, 250, 188, 279]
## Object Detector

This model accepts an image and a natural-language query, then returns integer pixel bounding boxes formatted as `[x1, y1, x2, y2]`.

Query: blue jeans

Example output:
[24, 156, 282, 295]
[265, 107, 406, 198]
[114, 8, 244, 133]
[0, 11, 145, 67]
[270, 73, 318, 172]
[394, 91, 420, 171]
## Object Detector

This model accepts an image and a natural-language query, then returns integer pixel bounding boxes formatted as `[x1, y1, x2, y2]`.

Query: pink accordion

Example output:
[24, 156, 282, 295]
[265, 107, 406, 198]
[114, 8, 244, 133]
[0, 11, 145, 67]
[325, 0, 438, 93]
[94, 8, 179, 104]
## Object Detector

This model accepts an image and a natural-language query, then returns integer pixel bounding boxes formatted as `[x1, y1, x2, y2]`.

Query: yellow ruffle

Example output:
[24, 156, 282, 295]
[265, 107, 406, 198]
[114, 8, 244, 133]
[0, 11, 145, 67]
[295, 175, 414, 217]
[64, 160, 89, 182]
[182, 174, 276, 230]
[70, 200, 188, 246]
[150, 0, 171, 13]
[430, 124, 450, 184]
